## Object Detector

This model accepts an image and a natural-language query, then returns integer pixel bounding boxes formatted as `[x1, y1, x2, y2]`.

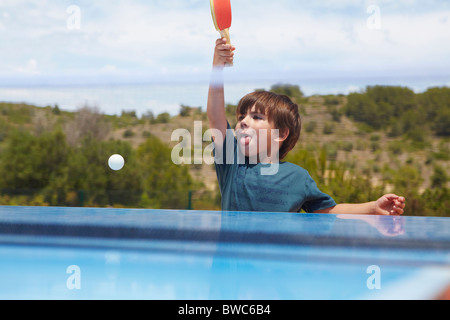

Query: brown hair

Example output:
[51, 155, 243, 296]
[236, 91, 301, 160]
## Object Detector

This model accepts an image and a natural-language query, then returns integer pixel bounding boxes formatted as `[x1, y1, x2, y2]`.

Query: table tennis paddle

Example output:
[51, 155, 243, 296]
[210, 0, 232, 45]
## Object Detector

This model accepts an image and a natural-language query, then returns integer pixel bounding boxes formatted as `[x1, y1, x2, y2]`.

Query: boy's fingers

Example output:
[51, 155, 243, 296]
[396, 201, 405, 208]
[391, 200, 405, 215]
[213, 38, 235, 66]
[216, 39, 233, 49]
[385, 194, 406, 203]
[389, 205, 402, 215]
[219, 50, 234, 57]
[394, 198, 405, 208]
[215, 38, 234, 49]
[215, 38, 226, 45]
[218, 45, 234, 52]
[217, 49, 234, 58]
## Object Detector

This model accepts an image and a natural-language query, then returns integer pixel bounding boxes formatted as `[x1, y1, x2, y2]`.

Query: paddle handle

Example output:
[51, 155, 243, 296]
[220, 28, 231, 44]
[219, 28, 233, 66]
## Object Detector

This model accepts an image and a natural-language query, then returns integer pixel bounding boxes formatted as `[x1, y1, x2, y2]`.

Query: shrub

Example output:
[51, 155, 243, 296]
[323, 122, 335, 135]
[123, 129, 135, 138]
[305, 121, 317, 133]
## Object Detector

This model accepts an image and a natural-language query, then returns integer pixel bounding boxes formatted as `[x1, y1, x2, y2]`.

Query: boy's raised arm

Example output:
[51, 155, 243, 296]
[207, 38, 235, 144]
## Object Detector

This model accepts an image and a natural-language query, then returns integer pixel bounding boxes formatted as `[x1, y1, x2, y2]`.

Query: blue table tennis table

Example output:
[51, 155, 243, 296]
[0, 205, 449, 300]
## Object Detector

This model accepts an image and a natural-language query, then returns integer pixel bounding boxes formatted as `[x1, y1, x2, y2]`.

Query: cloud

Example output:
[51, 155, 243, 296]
[0, 0, 449, 85]
[15, 59, 39, 74]
[228, 1, 450, 80]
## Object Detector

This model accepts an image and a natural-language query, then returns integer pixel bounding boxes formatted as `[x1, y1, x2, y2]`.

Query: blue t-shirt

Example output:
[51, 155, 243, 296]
[213, 125, 336, 213]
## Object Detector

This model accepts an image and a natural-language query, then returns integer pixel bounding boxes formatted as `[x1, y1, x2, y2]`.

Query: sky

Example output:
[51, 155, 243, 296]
[0, 0, 449, 88]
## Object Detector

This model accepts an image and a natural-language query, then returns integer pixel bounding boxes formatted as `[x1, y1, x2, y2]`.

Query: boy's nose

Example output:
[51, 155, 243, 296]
[240, 115, 249, 129]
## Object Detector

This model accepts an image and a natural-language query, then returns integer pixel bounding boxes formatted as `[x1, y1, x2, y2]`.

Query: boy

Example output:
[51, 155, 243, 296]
[207, 38, 406, 215]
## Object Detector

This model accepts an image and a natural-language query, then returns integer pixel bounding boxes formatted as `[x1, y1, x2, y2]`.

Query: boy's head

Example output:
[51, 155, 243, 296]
[235, 91, 301, 160]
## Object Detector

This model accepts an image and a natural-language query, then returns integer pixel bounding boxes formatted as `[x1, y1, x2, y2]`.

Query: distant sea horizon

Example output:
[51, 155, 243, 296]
[0, 74, 448, 117]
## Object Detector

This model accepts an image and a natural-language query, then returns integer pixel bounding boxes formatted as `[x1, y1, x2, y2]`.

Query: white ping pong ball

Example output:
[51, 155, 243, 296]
[108, 154, 125, 171]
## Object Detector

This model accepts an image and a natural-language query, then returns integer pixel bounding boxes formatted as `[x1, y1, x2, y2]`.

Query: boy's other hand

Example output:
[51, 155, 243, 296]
[374, 194, 406, 215]
[213, 38, 235, 67]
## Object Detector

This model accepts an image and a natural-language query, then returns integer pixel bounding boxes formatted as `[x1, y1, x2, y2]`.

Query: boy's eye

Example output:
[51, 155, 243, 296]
[238, 113, 265, 121]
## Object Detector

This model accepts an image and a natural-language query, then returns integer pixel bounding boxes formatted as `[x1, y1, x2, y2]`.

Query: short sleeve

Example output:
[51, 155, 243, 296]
[301, 174, 337, 213]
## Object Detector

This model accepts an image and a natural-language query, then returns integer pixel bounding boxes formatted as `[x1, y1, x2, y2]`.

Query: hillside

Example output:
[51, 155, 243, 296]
[0, 84, 449, 216]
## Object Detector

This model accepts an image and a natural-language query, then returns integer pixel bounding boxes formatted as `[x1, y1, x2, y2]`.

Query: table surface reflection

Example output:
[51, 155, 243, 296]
[0, 205, 449, 299]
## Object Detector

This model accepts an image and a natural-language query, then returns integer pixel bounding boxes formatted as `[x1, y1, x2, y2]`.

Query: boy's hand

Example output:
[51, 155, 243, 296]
[213, 38, 235, 67]
[374, 194, 406, 215]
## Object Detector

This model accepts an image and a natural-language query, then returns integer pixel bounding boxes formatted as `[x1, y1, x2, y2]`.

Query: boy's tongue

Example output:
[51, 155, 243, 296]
[240, 135, 251, 145]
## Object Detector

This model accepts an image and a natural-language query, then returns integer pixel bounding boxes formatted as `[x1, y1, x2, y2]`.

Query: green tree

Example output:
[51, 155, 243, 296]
[431, 164, 448, 189]
[419, 188, 449, 217]
[433, 109, 450, 136]
[155, 112, 171, 124]
[344, 86, 422, 132]
[418, 87, 450, 123]
[136, 135, 195, 209]
[270, 84, 304, 100]
[179, 105, 191, 117]
[65, 137, 141, 207]
[345, 92, 382, 129]
[366, 85, 416, 117]
[0, 129, 69, 192]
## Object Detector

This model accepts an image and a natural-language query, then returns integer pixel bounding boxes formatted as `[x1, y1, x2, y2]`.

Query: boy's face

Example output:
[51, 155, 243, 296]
[235, 105, 279, 161]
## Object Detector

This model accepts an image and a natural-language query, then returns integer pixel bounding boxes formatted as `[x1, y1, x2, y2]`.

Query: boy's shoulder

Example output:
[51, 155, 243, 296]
[278, 161, 311, 177]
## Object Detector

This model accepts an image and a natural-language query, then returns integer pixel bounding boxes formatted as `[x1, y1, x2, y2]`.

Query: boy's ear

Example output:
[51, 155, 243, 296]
[274, 128, 289, 142]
